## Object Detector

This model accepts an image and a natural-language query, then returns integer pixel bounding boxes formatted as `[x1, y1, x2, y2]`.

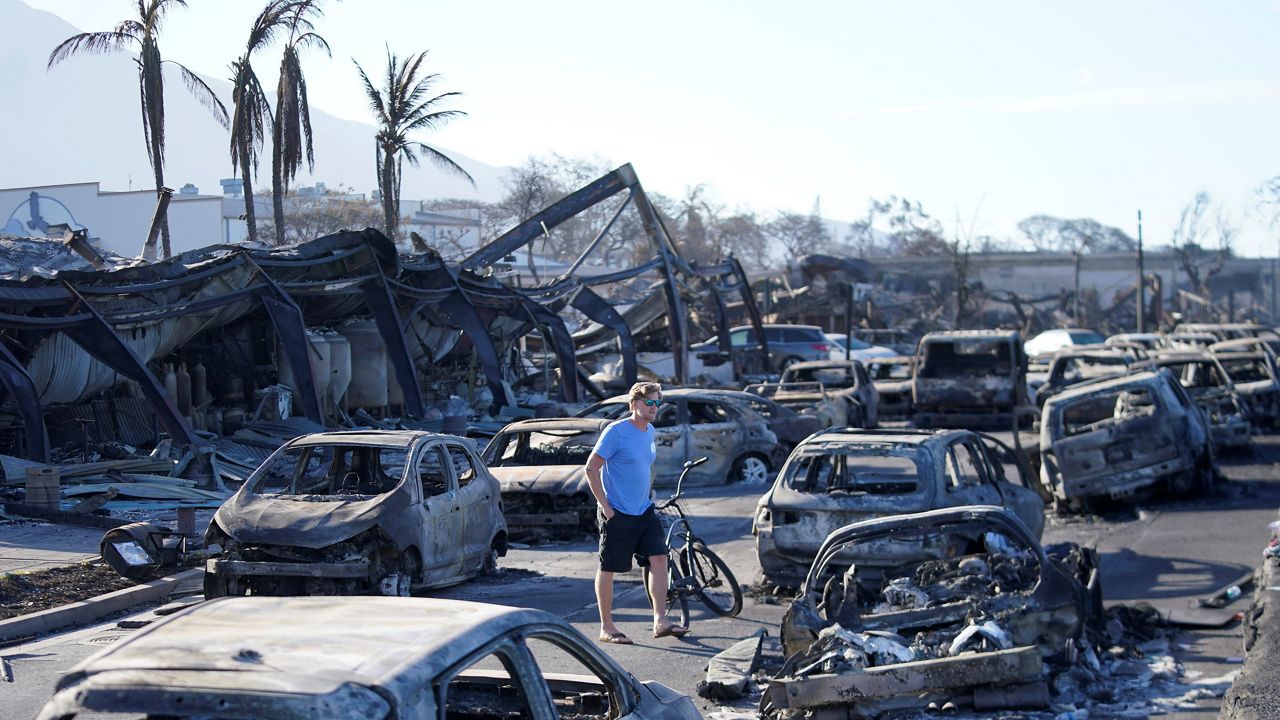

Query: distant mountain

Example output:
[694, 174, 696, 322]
[0, 0, 508, 203]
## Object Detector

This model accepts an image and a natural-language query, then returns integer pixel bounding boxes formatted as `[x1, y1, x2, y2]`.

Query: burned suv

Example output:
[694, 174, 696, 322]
[1040, 370, 1214, 507]
[205, 431, 507, 597]
[754, 428, 1044, 587]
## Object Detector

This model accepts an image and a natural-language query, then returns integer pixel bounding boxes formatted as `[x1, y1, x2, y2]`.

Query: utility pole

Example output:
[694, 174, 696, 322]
[1073, 251, 1082, 326]
[846, 283, 855, 361]
[1137, 210, 1146, 333]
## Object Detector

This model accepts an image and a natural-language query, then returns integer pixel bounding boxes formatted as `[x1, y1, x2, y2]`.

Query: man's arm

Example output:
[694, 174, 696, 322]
[585, 452, 613, 520]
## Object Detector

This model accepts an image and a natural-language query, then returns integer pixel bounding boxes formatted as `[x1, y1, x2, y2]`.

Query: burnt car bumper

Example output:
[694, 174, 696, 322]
[206, 558, 371, 579]
[1048, 454, 1195, 499]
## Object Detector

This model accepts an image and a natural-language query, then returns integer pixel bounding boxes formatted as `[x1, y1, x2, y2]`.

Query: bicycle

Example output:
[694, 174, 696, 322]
[643, 456, 744, 628]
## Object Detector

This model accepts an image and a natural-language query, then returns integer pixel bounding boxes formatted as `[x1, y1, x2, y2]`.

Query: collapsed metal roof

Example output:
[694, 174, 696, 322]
[0, 163, 764, 464]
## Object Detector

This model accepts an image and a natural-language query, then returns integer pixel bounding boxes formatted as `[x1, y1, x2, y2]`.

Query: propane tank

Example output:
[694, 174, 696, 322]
[191, 361, 208, 407]
[175, 363, 192, 416]
[163, 364, 178, 404]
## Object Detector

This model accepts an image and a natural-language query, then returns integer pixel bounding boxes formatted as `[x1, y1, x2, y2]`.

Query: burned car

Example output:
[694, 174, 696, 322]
[698, 388, 824, 450]
[576, 388, 784, 485]
[482, 417, 607, 539]
[767, 506, 1101, 719]
[1040, 370, 1214, 508]
[745, 360, 879, 430]
[1033, 349, 1139, 409]
[37, 596, 701, 720]
[204, 431, 507, 597]
[754, 428, 1045, 587]
[912, 330, 1029, 428]
[866, 355, 915, 419]
[776, 359, 880, 428]
[1133, 351, 1251, 451]
[1211, 342, 1280, 427]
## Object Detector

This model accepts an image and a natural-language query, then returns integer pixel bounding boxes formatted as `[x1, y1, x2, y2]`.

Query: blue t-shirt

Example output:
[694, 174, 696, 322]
[591, 418, 656, 515]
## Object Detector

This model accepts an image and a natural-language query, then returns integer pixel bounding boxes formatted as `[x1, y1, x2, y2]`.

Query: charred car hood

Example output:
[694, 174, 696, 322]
[214, 490, 405, 549]
[491, 465, 590, 496]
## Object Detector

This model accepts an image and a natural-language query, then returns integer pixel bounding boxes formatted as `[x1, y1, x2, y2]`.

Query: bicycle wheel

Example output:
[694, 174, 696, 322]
[682, 542, 743, 617]
[642, 556, 690, 628]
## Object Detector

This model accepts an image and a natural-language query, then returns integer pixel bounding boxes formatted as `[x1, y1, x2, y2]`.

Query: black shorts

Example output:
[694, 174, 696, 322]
[598, 506, 667, 573]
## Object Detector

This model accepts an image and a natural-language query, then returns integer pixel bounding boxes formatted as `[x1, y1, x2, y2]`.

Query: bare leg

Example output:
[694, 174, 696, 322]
[595, 568, 619, 636]
[647, 554, 675, 632]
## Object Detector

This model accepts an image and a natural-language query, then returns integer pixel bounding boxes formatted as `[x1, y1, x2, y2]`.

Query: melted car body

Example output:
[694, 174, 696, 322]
[755, 428, 1044, 587]
[575, 389, 783, 486]
[36, 596, 701, 720]
[912, 330, 1029, 427]
[205, 430, 507, 597]
[768, 506, 1100, 719]
[1039, 370, 1214, 503]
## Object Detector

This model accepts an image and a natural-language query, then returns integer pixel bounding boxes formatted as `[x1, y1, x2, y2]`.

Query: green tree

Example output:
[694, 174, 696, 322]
[354, 48, 473, 241]
[271, 0, 329, 246]
[48, 0, 228, 258]
[229, 0, 300, 245]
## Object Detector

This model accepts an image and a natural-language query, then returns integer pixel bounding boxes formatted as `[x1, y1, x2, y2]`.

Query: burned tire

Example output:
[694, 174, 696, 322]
[732, 454, 771, 485]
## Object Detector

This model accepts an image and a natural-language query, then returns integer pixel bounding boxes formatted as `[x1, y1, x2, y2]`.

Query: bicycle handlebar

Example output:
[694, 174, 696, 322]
[659, 455, 710, 509]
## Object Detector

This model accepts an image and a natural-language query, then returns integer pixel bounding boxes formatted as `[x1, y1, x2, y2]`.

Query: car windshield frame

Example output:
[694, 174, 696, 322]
[248, 442, 411, 499]
[783, 444, 926, 495]
[486, 428, 600, 467]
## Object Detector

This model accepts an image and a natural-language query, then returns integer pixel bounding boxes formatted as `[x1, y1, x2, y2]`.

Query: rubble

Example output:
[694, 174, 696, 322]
[766, 507, 1099, 718]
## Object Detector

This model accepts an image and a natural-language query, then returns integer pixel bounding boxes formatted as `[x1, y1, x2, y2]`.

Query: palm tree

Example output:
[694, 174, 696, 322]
[354, 48, 474, 241]
[271, 0, 329, 246]
[229, 0, 299, 245]
[48, 0, 228, 258]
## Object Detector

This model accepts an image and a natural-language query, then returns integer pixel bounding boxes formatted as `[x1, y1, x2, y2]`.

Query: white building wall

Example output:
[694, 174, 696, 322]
[0, 182, 223, 258]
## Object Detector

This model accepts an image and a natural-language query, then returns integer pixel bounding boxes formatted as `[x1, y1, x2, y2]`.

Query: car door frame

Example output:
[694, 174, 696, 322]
[441, 439, 496, 574]
[941, 436, 1002, 508]
[651, 400, 688, 485]
[973, 431, 1046, 538]
[414, 441, 463, 584]
[684, 398, 743, 483]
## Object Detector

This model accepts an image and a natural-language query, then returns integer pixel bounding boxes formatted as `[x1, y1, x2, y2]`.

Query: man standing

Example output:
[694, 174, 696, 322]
[586, 381, 688, 644]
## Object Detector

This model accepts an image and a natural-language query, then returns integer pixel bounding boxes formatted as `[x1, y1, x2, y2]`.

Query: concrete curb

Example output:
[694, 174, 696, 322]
[0, 568, 202, 643]
[1221, 549, 1279, 719]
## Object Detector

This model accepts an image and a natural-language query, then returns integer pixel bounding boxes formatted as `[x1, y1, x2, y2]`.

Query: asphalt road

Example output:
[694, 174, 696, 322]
[6, 435, 1279, 718]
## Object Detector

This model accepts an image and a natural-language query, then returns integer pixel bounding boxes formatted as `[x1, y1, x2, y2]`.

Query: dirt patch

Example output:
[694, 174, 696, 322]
[0, 561, 137, 620]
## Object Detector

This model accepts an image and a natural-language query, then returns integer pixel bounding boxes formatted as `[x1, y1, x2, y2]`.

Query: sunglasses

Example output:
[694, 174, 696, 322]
[641, 399, 664, 407]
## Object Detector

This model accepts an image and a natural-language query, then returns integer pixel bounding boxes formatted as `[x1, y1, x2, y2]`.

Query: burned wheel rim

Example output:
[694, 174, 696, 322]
[735, 455, 770, 484]
[682, 542, 743, 617]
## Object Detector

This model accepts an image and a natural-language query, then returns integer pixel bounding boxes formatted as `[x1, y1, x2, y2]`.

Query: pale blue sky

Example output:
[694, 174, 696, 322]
[25, 0, 1280, 256]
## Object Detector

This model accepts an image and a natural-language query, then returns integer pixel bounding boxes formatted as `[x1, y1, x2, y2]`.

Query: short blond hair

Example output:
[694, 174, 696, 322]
[628, 381, 663, 404]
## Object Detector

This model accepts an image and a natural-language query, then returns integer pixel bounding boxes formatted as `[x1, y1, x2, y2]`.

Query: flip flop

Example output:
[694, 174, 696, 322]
[653, 623, 689, 638]
[598, 631, 634, 645]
